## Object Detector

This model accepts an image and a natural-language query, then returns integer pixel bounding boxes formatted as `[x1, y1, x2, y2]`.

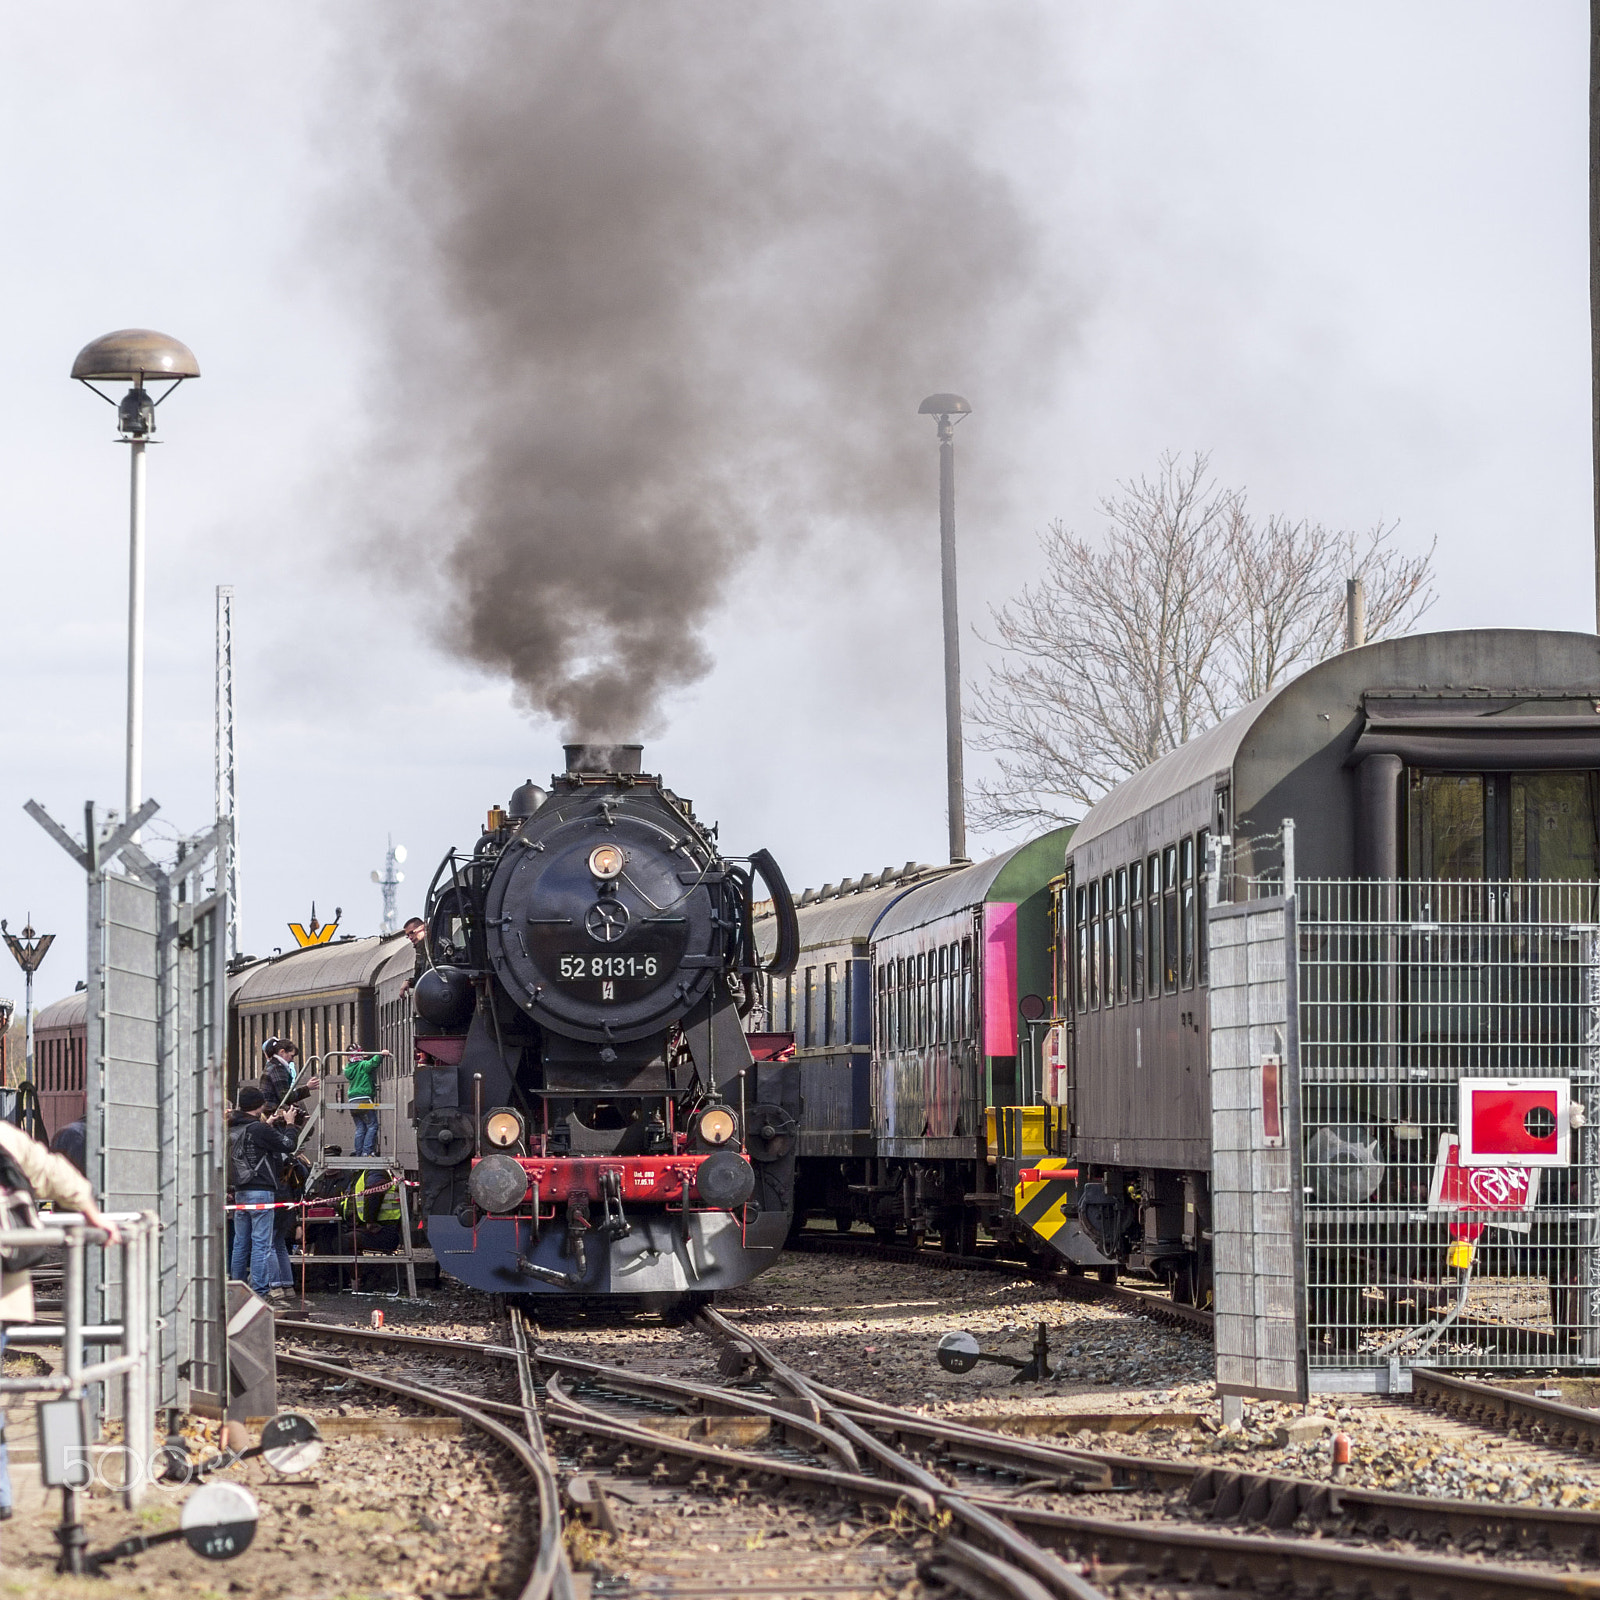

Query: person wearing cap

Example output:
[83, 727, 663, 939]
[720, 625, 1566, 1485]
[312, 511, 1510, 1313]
[0, 1116, 121, 1520]
[227, 1084, 299, 1309]
[343, 1048, 382, 1158]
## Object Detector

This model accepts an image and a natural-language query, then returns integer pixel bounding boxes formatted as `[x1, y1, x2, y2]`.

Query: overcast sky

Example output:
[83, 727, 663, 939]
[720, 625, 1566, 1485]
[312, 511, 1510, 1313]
[0, 4, 1586, 1002]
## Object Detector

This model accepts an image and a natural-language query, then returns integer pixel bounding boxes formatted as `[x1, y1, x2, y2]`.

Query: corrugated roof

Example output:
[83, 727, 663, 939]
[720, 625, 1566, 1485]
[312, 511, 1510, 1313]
[872, 845, 1030, 940]
[753, 875, 948, 959]
[232, 935, 410, 1004]
[36, 993, 86, 1030]
[1069, 693, 1277, 852]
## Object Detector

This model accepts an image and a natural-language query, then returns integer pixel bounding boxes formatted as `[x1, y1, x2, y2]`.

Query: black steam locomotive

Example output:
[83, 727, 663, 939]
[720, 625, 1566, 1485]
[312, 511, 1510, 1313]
[411, 742, 801, 1302]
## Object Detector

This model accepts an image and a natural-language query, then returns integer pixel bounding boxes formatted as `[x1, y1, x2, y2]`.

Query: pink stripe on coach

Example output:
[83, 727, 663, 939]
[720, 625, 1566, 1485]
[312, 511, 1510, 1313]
[983, 902, 1019, 1057]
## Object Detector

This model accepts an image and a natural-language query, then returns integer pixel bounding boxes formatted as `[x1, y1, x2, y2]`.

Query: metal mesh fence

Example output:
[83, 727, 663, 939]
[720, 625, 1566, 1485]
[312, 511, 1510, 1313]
[1296, 879, 1600, 1373]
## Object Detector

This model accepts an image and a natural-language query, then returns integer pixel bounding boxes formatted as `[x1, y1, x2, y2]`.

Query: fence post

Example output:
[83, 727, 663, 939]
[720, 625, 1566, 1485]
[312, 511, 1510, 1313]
[58, 1227, 86, 1575]
[120, 1222, 144, 1509]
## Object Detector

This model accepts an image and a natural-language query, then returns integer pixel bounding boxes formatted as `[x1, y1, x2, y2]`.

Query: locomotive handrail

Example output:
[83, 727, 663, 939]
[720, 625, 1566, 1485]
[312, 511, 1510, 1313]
[749, 847, 799, 976]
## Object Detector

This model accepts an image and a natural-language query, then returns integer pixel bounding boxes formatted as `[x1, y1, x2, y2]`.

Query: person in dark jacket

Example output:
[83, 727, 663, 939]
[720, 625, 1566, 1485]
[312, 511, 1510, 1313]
[228, 1085, 299, 1307]
[260, 1040, 315, 1117]
[399, 917, 429, 998]
[49, 1119, 86, 1176]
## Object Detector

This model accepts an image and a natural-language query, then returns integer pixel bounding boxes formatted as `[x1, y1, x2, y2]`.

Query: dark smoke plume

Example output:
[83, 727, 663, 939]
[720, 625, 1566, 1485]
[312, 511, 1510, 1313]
[340, 4, 1063, 736]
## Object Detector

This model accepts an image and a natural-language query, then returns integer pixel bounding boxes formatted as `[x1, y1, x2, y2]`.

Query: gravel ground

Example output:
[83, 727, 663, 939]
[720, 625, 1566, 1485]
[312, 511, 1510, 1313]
[11, 1250, 1600, 1598]
[0, 1424, 532, 1599]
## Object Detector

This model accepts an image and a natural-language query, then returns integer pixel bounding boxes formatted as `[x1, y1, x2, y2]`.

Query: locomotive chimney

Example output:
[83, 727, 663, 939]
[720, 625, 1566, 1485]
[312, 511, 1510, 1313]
[563, 741, 644, 775]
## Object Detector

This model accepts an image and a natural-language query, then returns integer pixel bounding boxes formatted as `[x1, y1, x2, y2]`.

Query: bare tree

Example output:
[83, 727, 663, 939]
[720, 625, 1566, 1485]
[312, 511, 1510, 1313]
[1224, 514, 1435, 702]
[969, 454, 1436, 832]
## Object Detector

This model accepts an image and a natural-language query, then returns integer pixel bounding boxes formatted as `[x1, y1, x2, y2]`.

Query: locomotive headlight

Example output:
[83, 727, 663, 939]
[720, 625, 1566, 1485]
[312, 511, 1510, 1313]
[695, 1106, 737, 1146]
[484, 1108, 524, 1149]
[588, 844, 626, 880]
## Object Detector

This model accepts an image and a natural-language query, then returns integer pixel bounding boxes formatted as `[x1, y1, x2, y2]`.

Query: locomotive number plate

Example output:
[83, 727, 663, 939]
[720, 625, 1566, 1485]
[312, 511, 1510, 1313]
[558, 954, 661, 979]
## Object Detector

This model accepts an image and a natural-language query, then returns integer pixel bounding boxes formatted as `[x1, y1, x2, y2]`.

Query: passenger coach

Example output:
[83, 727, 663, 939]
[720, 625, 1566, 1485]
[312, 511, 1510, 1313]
[1055, 628, 1600, 1360]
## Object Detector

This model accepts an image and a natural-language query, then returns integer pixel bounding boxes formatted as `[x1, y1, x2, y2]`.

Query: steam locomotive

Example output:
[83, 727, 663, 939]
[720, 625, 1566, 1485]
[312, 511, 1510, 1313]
[410, 742, 802, 1301]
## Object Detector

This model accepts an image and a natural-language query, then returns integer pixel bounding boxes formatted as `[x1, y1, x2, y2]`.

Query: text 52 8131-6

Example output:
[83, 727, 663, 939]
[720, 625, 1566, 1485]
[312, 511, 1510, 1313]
[558, 954, 660, 980]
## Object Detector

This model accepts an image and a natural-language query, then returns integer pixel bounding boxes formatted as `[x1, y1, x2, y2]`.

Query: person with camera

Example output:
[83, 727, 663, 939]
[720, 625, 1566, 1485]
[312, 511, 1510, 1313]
[227, 1084, 299, 1311]
[0, 1115, 121, 1520]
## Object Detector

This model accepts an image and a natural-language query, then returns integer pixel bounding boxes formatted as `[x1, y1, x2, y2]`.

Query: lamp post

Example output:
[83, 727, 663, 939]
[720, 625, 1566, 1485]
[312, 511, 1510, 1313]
[71, 330, 200, 835]
[2, 920, 54, 1094]
[918, 392, 973, 865]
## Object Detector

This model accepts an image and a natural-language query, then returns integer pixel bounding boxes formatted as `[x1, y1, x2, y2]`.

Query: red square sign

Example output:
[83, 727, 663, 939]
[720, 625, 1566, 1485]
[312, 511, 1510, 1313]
[1458, 1077, 1570, 1168]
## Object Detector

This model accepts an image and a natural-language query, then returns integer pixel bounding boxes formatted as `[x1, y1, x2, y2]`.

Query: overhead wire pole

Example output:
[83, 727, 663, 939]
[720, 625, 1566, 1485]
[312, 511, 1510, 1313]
[215, 585, 239, 958]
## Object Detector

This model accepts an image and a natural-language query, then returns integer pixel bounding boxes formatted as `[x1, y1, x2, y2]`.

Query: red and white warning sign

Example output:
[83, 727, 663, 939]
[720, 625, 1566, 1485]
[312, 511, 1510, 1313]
[1457, 1077, 1570, 1168]
[1428, 1133, 1539, 1232]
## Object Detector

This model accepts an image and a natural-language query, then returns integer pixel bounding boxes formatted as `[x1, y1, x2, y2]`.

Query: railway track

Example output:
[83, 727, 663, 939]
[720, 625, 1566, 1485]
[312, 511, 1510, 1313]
[276, 1309, 573, 1600]
[1410, 1367, 1600, 1454]
[785, 1228, 1217, 1338]
[278, 1313, 1600, 1598]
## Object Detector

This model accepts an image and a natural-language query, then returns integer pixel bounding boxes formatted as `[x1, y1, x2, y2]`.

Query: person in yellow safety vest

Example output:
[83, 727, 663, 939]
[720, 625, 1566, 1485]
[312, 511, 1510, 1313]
[340, 1169, 403, 1253]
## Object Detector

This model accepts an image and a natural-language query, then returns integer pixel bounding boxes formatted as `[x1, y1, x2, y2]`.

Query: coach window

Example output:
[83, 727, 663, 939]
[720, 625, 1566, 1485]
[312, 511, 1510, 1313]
[1086, 879, 1100, 1009]
[1128, 860, 1144, 1000]
[1146, 854, 1161, 998]
[1073, 886, 1088, 1014]
[1097, 874, 1111, 1004]
[1115, 867, 1129, 1003]
[1094, 883, 1107, 1004]
[822, 963, 835, 1045]
[1180, 836, 1196, 988]
[945, 944, 956, 1040]
[908, 953, 919, 1046]
[1408, 773, 1485, 880]
[1163, 845, 1179, 992]
[944, 945, 954, 1040]
[803, 967, 816, 1047]
[961, 937, 974, 1039]
[1197, 827, 1212, 983]
[1511, 773, 1600, 879]
[922, 951, 933, 1046]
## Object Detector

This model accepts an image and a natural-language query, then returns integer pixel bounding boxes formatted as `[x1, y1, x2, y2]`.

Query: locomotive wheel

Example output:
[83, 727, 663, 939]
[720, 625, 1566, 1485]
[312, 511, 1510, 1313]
[874, 1225, 899, 1246]
[833, 1211, 854, 1234]
[1097, 1266, 1118, 1285]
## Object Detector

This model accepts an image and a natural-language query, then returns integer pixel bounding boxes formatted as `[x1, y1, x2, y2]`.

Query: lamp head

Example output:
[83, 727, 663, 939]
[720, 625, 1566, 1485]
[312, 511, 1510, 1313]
[71, 329, 200, 384]
[918, 393, 971, 417]
[73, 330, 199, 438]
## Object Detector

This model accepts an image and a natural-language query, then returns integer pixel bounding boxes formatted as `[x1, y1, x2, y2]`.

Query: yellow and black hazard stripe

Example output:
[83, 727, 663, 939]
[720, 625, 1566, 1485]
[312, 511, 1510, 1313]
[1013, 1158, 1080, 1256]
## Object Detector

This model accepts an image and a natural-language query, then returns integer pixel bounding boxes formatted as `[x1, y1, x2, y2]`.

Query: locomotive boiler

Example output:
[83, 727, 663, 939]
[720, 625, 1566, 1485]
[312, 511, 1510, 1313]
[411, 742, 800, 1303]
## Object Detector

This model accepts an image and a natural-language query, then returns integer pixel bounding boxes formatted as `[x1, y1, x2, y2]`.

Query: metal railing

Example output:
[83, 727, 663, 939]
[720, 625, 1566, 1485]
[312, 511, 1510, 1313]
[1295, 879, 1600, 1376]
[0, 1210, 161, 1554]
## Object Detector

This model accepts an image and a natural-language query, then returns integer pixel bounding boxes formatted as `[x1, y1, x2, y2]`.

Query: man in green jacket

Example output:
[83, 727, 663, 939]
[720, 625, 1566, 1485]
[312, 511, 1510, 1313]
[344, 1050, 382, 1158]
